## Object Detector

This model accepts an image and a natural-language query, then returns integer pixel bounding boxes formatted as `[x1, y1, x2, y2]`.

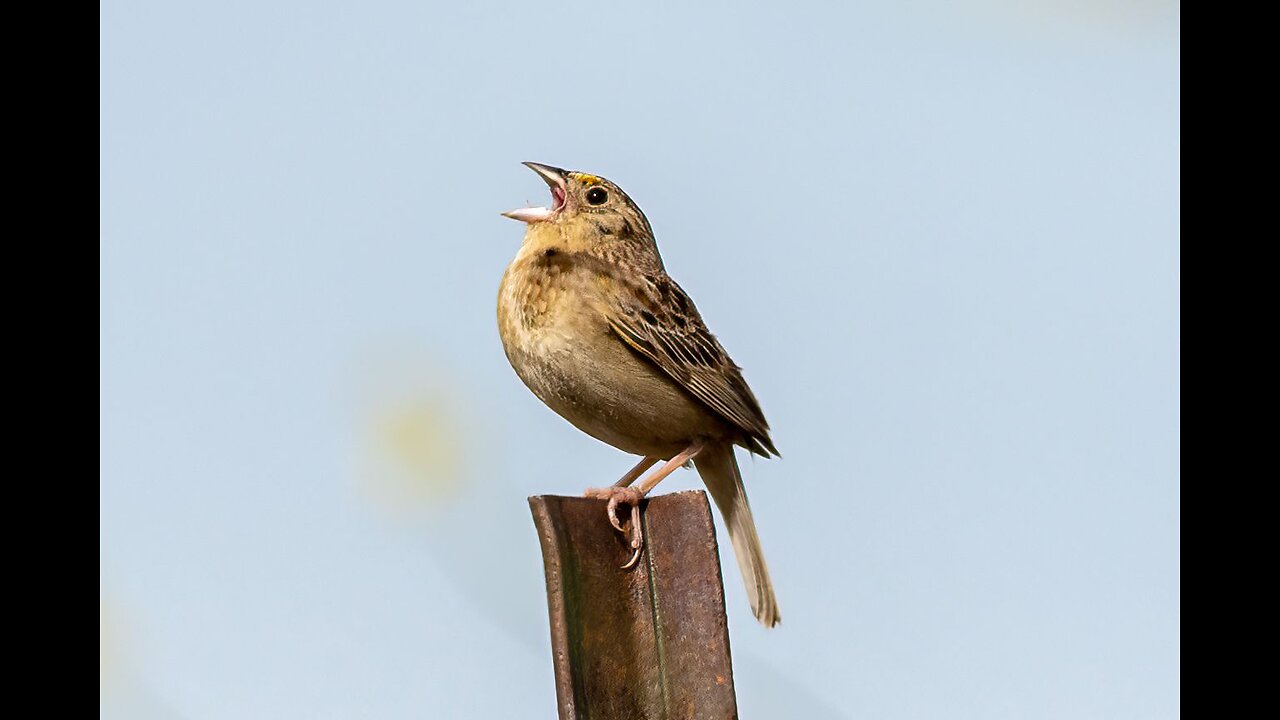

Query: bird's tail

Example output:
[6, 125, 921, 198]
[694, 442, 780, 628]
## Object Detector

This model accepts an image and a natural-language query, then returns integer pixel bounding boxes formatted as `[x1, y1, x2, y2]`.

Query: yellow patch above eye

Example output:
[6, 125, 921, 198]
[573, 173, 601, 185]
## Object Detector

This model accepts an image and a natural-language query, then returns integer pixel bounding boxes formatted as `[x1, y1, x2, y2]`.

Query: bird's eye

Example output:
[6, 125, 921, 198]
[586, 187, 609, 206]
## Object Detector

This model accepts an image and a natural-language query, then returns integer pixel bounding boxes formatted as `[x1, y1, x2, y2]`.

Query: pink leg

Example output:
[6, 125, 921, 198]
[632, 442, 703, 496]
[586, 442, 705, 569]
[615, 456, 659, 488]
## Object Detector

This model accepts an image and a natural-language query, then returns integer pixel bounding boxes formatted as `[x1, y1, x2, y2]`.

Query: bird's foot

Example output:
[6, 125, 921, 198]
[583, 485, 646, 569]
[584, 485, 643, 532]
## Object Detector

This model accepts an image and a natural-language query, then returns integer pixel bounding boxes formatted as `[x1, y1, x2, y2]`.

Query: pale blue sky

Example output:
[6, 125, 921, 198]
[101, 1, 1179, 717]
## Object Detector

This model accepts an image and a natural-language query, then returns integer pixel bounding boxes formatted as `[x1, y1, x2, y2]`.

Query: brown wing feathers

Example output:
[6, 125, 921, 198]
[608, 274, 779, 458]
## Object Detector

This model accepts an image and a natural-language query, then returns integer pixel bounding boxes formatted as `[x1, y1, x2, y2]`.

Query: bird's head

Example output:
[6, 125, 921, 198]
[503, 162, 656, 250]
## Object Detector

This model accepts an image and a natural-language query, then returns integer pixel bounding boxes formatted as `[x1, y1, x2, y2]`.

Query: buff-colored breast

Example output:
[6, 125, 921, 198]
[497, 244, 729, 459]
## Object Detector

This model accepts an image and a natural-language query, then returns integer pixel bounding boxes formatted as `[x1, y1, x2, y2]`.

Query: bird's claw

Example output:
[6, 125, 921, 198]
[583, 486, 647, 568]
[585, 486, 643, 531]
[622, 546, 643, 569]
[621, 505, 645, 568]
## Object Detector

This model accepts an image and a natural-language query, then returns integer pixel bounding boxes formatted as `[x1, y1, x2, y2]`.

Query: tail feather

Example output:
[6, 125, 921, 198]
[694, 442, 780, 628]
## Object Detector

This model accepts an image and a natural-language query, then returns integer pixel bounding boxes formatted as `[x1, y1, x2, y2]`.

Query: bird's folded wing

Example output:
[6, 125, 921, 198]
[607, 276, 778, 457]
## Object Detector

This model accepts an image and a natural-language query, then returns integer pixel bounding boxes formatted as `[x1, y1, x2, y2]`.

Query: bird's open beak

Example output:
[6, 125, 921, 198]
[502, 162, 569, 223]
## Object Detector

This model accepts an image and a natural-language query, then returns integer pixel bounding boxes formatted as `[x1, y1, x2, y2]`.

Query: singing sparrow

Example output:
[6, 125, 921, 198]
[498, 162, 780, 627]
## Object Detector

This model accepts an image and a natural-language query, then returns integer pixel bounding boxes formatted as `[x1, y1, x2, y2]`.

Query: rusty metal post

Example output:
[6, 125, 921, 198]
[529, 490, 738, 720]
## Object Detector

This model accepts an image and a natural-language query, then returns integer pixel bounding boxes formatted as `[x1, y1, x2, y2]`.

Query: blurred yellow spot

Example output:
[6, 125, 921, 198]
[365, 393, 462, 513]
[573, 173, 601, 185]
[349, 346, 474, 519]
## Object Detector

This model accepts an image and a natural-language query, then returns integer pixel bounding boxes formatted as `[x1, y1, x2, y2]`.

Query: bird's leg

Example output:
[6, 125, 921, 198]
[586, 442, 704, 569]
[615, 455, 660, 488]
[584, 456, 660, 533]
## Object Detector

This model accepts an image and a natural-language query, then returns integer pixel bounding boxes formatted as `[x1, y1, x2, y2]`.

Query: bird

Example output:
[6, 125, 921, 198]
[498, 162, 780, 628]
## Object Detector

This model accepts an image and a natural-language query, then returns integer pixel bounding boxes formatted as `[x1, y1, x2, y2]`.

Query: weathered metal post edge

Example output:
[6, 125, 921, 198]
[529, 490, 739, 720]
